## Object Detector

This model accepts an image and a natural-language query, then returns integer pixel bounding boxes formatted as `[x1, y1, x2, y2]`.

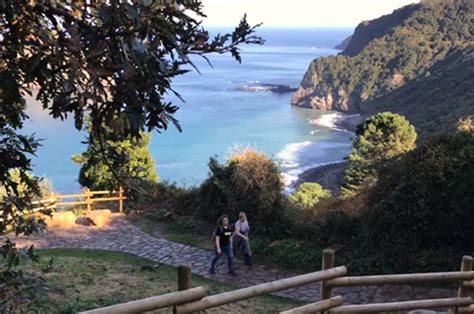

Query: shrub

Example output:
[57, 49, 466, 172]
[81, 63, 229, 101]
[289, 183, 331, 209]
[199, 148, 285, 234]
[363, 132, 474, 272]
[132, 181, 200, 218]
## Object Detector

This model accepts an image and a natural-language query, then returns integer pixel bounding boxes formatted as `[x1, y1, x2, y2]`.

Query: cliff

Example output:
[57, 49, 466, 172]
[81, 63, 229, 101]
[292, 0, 474, 133]
[334, 36, 352, 50]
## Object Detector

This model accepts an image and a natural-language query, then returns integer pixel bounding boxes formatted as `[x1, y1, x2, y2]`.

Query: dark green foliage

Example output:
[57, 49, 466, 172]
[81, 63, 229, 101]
[342, 112, 417, 195]
[133, 181, 200, 219]
[363, 132, 474, 272]
[1, 1, 261, 309]
[200, 149, 285, 234]
[1, 1, 263, 140]
[72, 123, 158, 191]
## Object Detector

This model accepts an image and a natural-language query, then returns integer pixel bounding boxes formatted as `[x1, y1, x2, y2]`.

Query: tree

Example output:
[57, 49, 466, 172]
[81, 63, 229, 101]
[1, 1, 262, 309]
[289, 183, 331, 208]
[72, 122, 158, 191]
[342, 112, 417, 195]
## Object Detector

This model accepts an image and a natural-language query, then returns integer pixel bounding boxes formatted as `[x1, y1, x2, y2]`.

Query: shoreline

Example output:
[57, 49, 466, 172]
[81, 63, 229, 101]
[290, 110, 360, 194]
[293, 161, 346, 195]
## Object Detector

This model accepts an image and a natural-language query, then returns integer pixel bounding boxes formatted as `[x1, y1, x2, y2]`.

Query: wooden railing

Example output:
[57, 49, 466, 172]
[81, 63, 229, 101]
[31, 187, 126, 213]
[81, 250, 474, 314]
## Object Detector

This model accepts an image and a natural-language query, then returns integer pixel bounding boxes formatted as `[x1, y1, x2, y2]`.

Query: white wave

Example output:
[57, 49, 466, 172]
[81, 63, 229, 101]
[309, 113, 341, 129]
[276, 141, 312, 161]
[309, 113, 360, 133]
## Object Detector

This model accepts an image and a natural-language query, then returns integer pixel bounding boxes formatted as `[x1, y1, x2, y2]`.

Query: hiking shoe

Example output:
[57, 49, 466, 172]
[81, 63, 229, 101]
[209, 269, 216, 274]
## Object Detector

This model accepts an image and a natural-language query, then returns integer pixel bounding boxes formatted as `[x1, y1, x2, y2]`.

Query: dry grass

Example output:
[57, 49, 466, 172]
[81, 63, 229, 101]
[20, 249, 302, 313]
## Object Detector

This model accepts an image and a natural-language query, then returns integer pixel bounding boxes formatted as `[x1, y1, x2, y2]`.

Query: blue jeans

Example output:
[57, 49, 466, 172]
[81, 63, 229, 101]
[210, 243, 234, 272]
[233, 237, 252, 266]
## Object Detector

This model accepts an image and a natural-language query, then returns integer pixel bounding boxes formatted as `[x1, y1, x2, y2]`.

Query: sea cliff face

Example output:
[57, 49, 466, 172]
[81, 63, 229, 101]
[292, 0, 474, 133]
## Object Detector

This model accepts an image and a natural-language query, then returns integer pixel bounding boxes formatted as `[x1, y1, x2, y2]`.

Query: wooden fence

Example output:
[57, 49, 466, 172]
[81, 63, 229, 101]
[31, 187, 126, 213]
[81, 250, 474, 314]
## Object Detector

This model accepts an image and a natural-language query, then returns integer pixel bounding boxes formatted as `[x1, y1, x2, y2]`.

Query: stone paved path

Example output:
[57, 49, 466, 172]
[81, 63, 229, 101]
[8, 214, 458, 304]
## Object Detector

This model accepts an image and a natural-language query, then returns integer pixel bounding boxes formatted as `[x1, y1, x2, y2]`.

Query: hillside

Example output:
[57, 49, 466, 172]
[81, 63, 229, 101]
[292, 0, 474, 134]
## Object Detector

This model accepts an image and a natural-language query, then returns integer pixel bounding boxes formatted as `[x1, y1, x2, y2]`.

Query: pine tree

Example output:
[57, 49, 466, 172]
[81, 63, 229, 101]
[72, 122, 158, 191]
[342, 112, 417, 195]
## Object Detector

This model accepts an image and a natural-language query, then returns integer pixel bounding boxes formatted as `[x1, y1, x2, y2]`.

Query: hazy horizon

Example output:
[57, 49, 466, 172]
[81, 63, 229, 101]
[201, 0, 420, 28]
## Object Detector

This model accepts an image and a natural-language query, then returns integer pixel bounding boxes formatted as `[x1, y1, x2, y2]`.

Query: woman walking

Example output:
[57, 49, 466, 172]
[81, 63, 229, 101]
[209, 215, 235, 275]
[233, 211, 252, 267]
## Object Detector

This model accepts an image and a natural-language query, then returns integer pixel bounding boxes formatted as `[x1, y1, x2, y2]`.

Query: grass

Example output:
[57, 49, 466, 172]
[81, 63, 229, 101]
[17, 248, 303, 313]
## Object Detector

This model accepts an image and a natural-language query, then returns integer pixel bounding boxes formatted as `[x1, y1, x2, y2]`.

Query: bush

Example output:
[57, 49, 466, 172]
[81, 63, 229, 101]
[199, 148, 285, 234]
[251, 238, 323, 271]
[363, 132, 474, 272]
[289, 183, 331, 209]
[132, 181, 200, 218]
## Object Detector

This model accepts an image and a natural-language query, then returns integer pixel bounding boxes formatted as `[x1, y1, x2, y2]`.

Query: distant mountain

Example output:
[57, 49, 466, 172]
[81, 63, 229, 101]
[334, 36, 352, 50]
[292, 0, 474, 134]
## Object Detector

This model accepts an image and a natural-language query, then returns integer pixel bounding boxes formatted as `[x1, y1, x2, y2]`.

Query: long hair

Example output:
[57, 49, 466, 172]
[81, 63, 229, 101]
[217, 214, 229, 226]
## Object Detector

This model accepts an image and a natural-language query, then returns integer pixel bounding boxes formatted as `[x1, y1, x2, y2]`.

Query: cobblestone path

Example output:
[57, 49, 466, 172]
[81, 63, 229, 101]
[9, 214, 456, 304]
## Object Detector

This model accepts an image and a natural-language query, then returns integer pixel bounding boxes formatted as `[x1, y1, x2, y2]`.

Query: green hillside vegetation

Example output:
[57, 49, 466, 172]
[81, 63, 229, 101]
[293, 0, 474, 134]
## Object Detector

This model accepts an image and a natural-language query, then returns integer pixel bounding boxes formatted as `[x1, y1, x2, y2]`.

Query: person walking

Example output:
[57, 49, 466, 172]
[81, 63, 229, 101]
[233, 211, 252, 267]
[209, 215, 235, 275]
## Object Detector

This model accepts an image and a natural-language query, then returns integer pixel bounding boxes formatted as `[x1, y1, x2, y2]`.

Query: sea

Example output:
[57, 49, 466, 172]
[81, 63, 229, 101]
[23, 27, 355, 193]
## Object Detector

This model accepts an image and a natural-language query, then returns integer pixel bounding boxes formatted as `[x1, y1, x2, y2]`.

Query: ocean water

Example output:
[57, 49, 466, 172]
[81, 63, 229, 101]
[23, 28, 354, 193]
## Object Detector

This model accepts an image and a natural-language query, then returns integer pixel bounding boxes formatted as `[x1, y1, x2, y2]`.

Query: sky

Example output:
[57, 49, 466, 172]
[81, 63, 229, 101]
[200, 0, 420, 28]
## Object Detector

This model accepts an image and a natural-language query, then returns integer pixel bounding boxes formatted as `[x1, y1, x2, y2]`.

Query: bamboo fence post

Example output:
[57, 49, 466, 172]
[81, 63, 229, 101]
[85, 188, 92, 213]
[456, 255, 473, 314]
[321, 249, 335, 303]
[118, 186, 124, 213]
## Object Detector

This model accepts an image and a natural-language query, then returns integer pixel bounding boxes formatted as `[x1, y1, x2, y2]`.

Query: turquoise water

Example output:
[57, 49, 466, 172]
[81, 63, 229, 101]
[23, 28, 354, 193]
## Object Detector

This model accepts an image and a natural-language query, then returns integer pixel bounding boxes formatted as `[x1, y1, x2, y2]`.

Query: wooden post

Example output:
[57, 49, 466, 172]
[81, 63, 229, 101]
[456, 256, 473, 314]
[175, 266, 192, 314]
[118, 186, 124, 213]
[80, 286, 207, 314]
[330, 297, 473, 313]
[50, 191, 57, 211]
[321, 249, 335, 302]
[178, 265, 192, 291]
[85, 188, 92, 213]
[280, 295, 344, 314]
[177, 266, 347, 313]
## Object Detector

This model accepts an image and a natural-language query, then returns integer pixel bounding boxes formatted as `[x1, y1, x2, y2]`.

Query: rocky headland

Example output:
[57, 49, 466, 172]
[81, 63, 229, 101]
[291, 0, 474, 135]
